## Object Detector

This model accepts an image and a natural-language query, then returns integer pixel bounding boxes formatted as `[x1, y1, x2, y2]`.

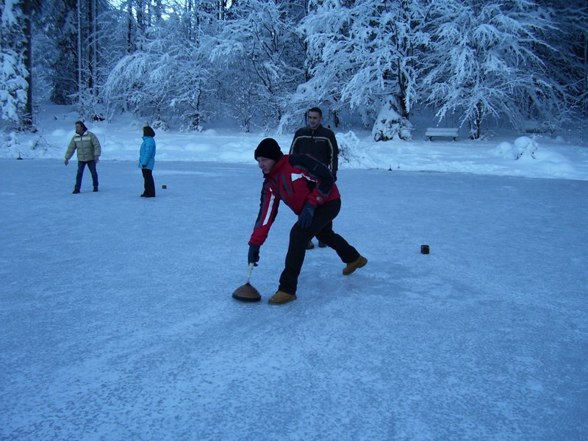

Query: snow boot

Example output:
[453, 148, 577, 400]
[268, 290, 297, 305]
[342, 256, 368, 276]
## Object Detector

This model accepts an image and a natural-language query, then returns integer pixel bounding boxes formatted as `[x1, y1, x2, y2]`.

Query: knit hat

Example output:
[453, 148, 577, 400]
[254, 138, 283, 161]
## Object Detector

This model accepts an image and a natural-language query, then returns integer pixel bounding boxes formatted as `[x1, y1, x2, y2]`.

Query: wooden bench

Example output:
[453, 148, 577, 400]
[425, 127, 458, 141]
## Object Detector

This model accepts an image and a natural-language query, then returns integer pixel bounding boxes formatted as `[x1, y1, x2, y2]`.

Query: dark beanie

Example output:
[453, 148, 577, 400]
[254, 138, 283, 161]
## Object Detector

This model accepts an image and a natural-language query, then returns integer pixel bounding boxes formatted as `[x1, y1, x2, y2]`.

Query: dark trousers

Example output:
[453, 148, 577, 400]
[279, 199, 361, 295]
[75, 160, 98, 191]
[141, 168, 155, 196]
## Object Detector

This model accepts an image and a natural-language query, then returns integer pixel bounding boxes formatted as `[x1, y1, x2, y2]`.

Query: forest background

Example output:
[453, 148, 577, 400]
[1, 0, 587, 142]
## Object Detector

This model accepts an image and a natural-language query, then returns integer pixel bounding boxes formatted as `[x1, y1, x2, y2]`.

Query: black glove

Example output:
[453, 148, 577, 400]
[248, 244, 260, 266]
[298, 203, 316, 229]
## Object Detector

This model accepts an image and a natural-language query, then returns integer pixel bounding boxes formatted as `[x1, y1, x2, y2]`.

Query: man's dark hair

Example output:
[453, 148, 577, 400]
[308, 107, 322, 117]
[75, 120, 88, 131]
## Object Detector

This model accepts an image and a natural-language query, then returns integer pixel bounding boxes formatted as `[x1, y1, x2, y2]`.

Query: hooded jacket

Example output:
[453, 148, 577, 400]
[139, 136, 156, 170]
[249, 154, 340, 246]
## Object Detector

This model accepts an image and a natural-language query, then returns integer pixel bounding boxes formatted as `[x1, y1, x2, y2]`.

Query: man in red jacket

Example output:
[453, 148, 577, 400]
[248, 138, 367, 305]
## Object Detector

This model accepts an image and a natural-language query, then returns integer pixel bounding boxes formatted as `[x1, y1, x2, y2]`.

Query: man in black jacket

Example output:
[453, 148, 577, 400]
[290, 107, 339, 249]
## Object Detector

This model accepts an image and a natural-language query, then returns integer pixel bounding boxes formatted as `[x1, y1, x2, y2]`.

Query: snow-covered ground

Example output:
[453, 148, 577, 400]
[1, 104, 587, 181]
[1, 106, 587, 440]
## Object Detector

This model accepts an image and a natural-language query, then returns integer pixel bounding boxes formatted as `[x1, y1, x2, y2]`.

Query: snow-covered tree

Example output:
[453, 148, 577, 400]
[0, 0, 37, 128]
[209, 0, 305, 130]
[372, 95, 413, 141]
[72, 0, 114, 115]
[0, 48, 28, 125]
[33, 0, 113, 118]
[9, 0, 586, 136]
[422, 0, 564, 139]
[34, 0, 78, 105]
[293, 0, 429, 140]
[103, 0, 219, 129]
[541, 0, 588, 115]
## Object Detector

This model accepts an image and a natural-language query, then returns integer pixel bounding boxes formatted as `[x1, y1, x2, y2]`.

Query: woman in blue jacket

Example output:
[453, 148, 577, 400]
[139, 126, 156, 197]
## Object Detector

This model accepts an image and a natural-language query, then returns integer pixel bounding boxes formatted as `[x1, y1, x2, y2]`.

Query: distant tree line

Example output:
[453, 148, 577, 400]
[1, 0, 587, 139]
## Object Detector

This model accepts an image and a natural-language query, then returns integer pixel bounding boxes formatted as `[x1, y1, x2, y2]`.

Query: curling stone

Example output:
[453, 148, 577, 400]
[232, 282, 261, 302]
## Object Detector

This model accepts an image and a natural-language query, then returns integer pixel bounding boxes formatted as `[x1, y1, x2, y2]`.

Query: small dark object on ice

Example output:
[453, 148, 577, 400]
[232, 282, 261, 302]
[421, 244, 430, 254]
[162, 184, 167, 189]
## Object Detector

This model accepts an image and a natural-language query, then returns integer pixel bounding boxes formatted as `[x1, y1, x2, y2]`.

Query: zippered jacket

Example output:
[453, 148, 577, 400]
[249, 154, 340, 246]
[139, 136, 156, 170]
[289, 125, 339, 178]
[65, 130, 101, 162]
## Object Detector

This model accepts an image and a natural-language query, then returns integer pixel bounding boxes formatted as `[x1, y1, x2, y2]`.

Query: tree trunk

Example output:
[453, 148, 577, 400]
[127, 0, 134, 53]
[88, 0, 97, 95]
[77, 0, 84, 113]
[470, 101, 484, 140]
[22, 0, 34, 129]
[582, 32, 588, 111]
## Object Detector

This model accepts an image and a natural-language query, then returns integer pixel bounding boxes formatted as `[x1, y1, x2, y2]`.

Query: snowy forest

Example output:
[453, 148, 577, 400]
[1, 0, 587, 140]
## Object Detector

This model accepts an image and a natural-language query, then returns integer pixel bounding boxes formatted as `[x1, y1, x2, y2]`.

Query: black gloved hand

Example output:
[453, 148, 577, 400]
[248, 244, 260, 266]
[298, 203, 316, 229]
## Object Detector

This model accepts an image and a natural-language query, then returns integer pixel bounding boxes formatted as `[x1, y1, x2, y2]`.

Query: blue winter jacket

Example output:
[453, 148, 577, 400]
[139, 136, 156, 170]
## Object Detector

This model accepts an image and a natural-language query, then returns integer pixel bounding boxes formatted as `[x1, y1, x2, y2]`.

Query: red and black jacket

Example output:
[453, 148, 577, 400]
[249, 154, 340, 246]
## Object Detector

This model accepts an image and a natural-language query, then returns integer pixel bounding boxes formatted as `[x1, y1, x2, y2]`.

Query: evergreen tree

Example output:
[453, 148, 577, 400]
[39, 0, 79, 105]
[30, 0, 111, 120]
[543, 0, 588, 115]
[422, 0, 564, 139]
[0, 0, 39, 129]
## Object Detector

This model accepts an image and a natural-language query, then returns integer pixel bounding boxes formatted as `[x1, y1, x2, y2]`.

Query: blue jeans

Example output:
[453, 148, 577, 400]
[75, 160, 99, 191]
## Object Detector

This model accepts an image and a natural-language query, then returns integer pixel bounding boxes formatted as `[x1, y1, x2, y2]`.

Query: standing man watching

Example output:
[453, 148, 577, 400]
[64, 121, 102, 194]
[290, 107, 339, 249]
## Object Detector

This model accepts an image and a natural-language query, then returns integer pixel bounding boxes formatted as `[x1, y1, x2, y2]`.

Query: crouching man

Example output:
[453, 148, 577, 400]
[247, 138, 367, 305]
